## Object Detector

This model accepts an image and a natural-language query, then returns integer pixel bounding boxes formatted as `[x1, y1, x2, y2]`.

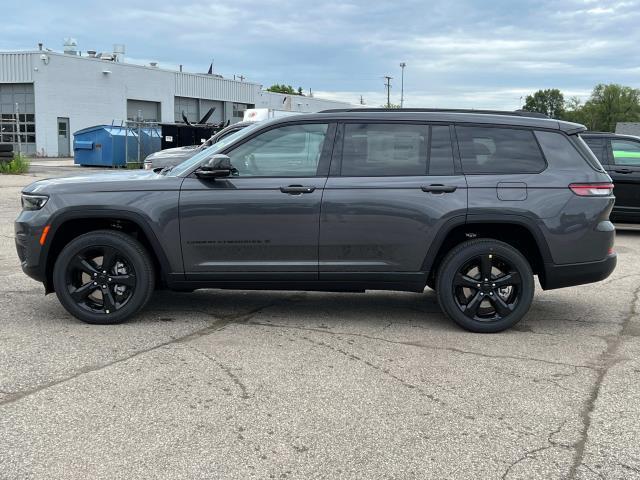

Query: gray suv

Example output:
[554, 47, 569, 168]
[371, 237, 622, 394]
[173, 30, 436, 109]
[15, 109, 617, 332]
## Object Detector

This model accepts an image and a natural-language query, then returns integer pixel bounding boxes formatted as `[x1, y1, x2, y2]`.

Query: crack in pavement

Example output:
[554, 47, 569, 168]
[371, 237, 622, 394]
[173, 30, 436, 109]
[0, 298, 295, 408]
[244, 321, 598, 372]
[188, 344, 250, 400]
[295, 332, 445, 406]
[501, 420, 572, 479]
[567, 283, 640, 479]
[618, 461, 640, 475]
[597, 272, 640, 288]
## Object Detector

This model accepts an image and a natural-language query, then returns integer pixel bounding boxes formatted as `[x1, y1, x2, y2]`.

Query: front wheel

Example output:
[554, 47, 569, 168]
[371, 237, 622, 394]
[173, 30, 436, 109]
[53, 230, 155, 324]
[436, 239, 534, 333]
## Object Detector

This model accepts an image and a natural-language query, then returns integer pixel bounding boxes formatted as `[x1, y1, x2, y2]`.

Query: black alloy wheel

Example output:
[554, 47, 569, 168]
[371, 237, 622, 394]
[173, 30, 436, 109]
[65, 245, 136, 315]
[53, 230, 154, 324]
[436, 239, 534, 333]
[453, 253, 521, 322]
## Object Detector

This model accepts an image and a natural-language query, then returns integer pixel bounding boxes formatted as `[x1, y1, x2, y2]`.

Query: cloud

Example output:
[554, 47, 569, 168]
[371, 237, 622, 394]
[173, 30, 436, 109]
[1, 0, 640, 109]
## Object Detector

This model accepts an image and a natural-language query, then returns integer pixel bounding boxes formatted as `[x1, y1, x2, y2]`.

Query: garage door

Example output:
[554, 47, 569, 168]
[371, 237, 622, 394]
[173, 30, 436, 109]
[127, 100, 161, 122]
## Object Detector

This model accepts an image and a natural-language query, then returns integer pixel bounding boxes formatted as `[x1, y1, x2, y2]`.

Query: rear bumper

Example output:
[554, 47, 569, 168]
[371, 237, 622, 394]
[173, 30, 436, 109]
[541, 253, 617, 290]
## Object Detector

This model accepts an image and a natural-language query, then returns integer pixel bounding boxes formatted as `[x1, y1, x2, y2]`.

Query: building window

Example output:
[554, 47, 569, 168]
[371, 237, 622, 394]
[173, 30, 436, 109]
[232, 103, 247, 118]
[0, 83, 36, 154]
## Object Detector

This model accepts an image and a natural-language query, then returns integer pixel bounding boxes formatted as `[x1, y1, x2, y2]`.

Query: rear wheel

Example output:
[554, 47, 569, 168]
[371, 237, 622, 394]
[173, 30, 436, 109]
[436, 239, 534, 333]
[53, 230, 154, 324]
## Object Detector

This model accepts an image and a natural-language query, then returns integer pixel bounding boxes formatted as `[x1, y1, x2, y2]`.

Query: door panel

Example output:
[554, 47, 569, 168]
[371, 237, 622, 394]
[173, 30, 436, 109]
[179, 122, 333, 279]
[608, 138, 640, 221]
[319, 123, 467, 278]
[320, 175, 467, 275]
[180, 176, 326, 278]
[57, 117, 70, 156]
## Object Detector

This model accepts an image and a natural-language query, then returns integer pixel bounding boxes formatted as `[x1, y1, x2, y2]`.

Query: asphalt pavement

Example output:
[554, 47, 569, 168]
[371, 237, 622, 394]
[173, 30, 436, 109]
[1, 163, 639, 479]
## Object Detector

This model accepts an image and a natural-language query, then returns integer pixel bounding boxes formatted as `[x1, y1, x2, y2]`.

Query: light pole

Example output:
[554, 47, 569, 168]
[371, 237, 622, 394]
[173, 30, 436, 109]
[399, 62, 406, 108]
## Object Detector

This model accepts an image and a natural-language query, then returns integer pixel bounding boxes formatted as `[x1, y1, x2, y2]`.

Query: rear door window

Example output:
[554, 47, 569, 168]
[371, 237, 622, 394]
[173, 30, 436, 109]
[611, 139, 640, 166]
[456, 126, 546, 174]
[340, 123, 428, 176]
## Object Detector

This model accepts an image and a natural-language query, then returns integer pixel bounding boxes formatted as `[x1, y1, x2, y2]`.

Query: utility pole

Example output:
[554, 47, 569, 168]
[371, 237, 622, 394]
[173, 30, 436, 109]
[384, 76, 392, 108]
[237, 74, 245, 82]
[360, 95, 365, 105]
[399, 62, 406, 108]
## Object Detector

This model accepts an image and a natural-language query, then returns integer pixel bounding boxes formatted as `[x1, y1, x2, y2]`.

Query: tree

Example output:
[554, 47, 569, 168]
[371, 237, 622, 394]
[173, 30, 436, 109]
[522, 89, 565, 118]
[582, 84, 640, 132]
[560, 96, 589, 126]
[266, 84, 304, 95]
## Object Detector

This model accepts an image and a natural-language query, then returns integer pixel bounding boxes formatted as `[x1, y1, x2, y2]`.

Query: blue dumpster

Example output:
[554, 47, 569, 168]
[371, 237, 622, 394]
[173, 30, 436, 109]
[73, 125, 160, 167]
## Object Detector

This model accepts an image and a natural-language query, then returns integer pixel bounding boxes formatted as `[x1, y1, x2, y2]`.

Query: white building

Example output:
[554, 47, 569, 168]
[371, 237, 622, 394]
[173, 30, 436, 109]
[0, 48, 351, 156]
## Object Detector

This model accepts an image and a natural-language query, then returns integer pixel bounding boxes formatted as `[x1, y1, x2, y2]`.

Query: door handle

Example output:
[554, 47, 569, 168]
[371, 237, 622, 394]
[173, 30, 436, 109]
[280, 185, 316, 194]
[421, 184, 457, 193]
[614, 168, 633, 174]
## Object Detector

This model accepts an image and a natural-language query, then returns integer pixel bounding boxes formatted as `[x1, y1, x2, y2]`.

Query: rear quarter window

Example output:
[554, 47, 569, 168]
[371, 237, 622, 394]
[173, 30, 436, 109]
[537, 131, 605, 172]
[456, 126, 546, 174]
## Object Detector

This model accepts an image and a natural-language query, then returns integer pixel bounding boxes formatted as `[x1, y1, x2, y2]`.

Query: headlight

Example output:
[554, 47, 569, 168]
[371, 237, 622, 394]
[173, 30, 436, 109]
[21, 194, 49, 211]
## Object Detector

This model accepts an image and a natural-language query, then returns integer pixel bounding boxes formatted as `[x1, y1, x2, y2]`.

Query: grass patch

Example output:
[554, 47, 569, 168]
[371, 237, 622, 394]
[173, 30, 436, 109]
[125, 162, 143, 169]
[0, 153, 30, 174]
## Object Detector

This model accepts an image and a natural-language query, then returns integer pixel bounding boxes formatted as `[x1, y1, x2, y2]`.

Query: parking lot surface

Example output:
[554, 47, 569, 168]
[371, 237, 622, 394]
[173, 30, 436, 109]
[1, 164, 639, 479]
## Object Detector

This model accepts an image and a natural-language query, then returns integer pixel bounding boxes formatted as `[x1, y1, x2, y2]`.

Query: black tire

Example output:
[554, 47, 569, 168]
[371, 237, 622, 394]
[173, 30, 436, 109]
[0, 144, 13, 153]
[53, 230, 155, 324]
[436, 239, 534, 333]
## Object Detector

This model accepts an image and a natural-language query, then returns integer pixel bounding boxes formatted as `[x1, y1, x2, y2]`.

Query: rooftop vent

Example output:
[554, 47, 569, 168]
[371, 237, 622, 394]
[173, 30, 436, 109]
[112, 44, 125, 62]
[63, 37, 78, 56]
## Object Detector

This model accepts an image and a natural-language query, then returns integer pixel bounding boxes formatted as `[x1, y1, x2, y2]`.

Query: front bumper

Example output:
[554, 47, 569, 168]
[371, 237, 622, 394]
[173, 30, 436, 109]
[15, 219, 46, 283]
[541, 253, 617, 290]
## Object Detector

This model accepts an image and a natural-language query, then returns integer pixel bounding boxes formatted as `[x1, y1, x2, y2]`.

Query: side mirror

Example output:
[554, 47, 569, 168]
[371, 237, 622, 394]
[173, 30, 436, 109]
[195, 154, 236, 179]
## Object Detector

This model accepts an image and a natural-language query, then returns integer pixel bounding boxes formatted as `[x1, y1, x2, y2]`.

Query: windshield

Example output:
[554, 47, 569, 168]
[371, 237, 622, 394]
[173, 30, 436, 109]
[168, 122, 262, 176]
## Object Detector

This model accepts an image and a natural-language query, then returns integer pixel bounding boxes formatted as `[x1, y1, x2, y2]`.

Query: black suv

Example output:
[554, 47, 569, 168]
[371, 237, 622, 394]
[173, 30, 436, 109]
[581, 132, 640, 223]
[15, 109, 616, 332]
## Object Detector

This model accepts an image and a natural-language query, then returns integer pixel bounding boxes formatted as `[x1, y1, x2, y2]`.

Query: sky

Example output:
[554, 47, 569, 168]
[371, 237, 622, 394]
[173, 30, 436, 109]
[2, 0, 640, 109]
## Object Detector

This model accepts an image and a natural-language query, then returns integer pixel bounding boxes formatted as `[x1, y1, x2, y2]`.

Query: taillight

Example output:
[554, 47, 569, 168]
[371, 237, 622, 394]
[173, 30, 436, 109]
[569, 183, 614, 196]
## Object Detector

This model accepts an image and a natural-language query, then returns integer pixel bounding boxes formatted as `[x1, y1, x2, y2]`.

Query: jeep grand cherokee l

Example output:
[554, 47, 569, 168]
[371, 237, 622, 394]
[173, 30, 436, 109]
[15, 109, 616, 333]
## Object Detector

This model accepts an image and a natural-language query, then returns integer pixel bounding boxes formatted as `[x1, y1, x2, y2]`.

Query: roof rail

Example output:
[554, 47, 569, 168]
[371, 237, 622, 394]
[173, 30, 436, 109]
[317, 107, 550, 119]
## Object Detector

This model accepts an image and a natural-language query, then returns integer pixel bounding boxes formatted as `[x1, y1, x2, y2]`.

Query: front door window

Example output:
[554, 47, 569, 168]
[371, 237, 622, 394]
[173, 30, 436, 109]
[227, 124, 328, 177]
